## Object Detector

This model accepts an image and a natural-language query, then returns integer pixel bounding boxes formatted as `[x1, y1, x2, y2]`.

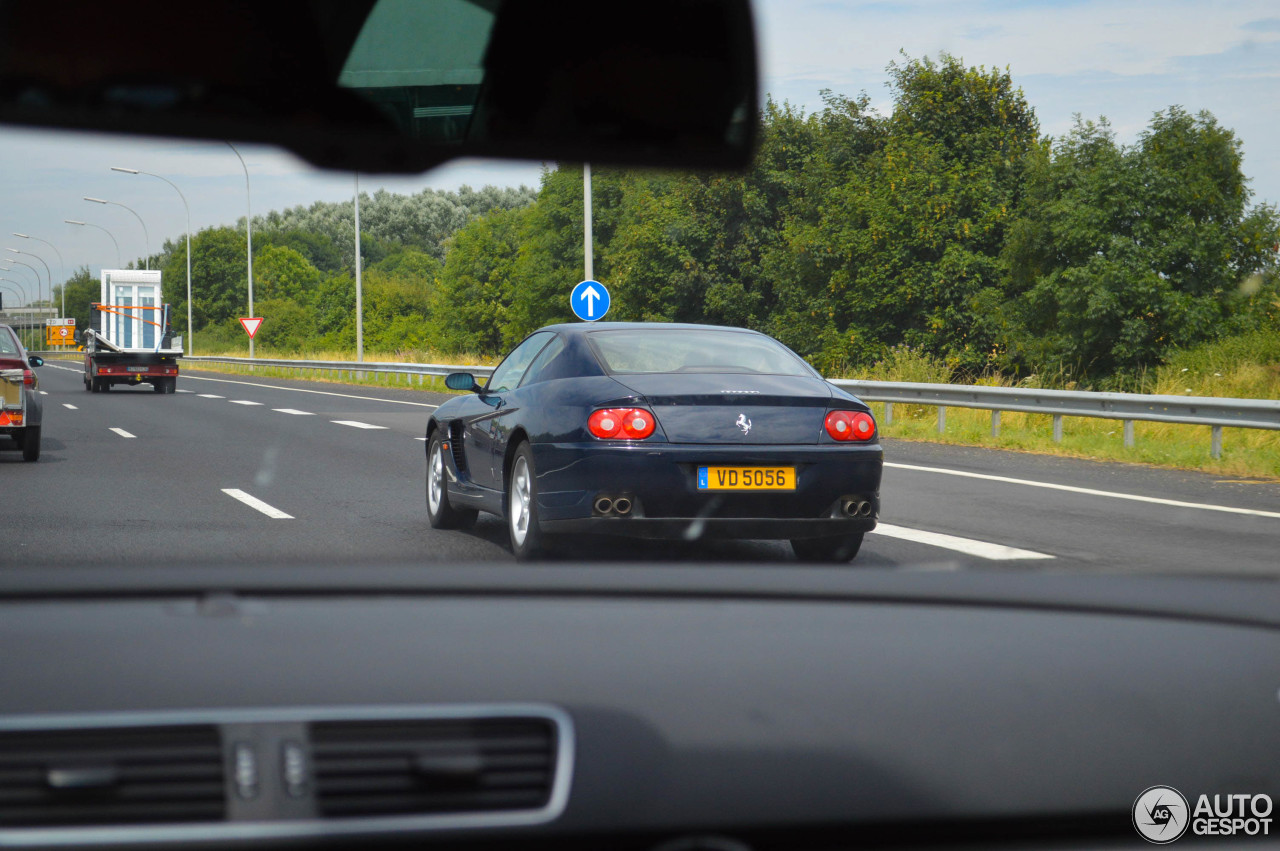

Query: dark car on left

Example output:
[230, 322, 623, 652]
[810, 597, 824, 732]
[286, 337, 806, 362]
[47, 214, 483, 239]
[0, 324, 43, 462]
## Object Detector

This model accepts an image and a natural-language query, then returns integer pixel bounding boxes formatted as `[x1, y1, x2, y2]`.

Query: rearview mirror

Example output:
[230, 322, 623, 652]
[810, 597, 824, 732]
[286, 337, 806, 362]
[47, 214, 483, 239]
[0, 0, 759, 173]
[27, 356, 42, 368]
[445, 373, 480, 393]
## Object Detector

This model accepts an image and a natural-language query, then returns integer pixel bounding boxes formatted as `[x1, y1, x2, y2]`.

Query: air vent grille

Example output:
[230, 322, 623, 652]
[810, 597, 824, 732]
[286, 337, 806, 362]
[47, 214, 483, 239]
[448, 421, 467, 472]
[310, 717, 555, 818]
[0, 725, 226, 828]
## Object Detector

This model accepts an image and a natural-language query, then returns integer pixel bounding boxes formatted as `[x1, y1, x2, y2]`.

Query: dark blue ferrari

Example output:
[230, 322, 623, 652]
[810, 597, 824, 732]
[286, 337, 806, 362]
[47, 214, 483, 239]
[427, 323, 883, 561]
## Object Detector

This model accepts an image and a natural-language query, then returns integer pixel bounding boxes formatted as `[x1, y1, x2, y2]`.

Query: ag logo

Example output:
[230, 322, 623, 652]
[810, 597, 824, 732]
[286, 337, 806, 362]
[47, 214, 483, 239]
[735, 413, 751, 435]
[1134, 786, 1190, 844]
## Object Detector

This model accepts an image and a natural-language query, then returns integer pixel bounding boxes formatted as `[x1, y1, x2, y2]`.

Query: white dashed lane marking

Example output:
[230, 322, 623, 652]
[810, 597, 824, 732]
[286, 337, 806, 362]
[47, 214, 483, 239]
[221, 489, 294, 520]
[230, 400, 263, 406]
[197, 394, 224, 399]
[869, 523, 1053, 561]
[273, 409, 314, 416]
[62, 404, 77, 410]
[331, 420, 387, 430]
[109, 428, 136, 439]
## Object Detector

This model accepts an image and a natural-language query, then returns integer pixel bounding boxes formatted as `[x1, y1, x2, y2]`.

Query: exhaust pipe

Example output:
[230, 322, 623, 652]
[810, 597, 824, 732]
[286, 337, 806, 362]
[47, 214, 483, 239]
[594, 497, 614, 514]
[614, 497, 632, 515]
[841, 499, 874, 518]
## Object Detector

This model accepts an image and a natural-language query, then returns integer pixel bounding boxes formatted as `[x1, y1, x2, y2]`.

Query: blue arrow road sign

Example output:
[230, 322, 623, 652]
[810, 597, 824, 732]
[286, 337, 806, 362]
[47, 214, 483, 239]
[571, 280, 610, 322]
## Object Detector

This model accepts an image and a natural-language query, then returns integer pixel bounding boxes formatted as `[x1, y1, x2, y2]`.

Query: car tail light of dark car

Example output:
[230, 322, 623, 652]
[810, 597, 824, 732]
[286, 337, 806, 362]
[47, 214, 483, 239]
[825, 410, 876, 442]
[22, 369, 33, 386]
[588, 408, 656, 440]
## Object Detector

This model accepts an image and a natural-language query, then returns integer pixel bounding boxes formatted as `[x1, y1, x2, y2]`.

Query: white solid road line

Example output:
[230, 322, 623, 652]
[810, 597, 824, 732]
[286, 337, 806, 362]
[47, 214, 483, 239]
[332, 420, 387, 430]
[870, 523, 1053, 560]
[38, 390, 47, 395]
[176, 389, 193, 393]
[221, 488, 294, 520]
[885, 461, 1280, 520]
[62, 404, 77, 410]
[180, 373, 439, 408]
[109, 428, 136, 439]
[273, 408, 314, 416]
[197, 394, 225, 399]
[230, 400, 263, 406]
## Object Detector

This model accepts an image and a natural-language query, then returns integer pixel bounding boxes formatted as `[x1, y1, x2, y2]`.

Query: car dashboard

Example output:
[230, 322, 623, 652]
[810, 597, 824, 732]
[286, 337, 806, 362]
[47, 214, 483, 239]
[0, 565, 1277, 850]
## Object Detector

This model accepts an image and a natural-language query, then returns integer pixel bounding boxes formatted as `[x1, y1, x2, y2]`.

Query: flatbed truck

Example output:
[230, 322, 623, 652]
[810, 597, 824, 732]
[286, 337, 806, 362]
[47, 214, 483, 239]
[83, 269, 183, 393]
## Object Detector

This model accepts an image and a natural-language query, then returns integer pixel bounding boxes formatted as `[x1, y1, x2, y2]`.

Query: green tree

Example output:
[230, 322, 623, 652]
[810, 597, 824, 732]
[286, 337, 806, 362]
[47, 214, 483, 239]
[1001, 109, 1280, 377]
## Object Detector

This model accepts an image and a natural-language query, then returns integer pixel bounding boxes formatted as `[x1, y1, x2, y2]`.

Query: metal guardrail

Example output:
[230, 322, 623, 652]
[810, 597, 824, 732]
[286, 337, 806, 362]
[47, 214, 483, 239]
[184, 355, 496, 383]
[831, 380, 1280, 459]
[159, 356, 1280, 461]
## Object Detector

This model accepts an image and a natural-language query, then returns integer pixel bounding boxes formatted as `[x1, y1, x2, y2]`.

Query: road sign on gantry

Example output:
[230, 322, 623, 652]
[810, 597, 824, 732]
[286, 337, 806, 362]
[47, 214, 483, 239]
[570, 280, 610, 322]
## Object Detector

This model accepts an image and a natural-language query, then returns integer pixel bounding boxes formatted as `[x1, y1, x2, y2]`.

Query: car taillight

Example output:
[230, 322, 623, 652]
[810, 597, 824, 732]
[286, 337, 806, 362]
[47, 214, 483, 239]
[588, 408, 656, 440]
[825, 410, 876, 442]
[22, 370, 33, 386]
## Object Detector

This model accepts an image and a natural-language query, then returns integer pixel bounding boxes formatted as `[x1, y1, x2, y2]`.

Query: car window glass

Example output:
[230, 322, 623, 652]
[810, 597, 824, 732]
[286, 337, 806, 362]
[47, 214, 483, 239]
[486, 332, 554, 392]
[519, 335, 567, 387]
[588, 329, 814, 376]
[0, 331, 17, 355]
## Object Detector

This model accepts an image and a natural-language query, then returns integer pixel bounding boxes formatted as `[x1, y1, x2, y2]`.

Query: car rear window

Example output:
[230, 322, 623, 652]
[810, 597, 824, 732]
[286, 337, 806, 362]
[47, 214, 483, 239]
[588, 329, 815, 376]
[0, 330, 18, 356]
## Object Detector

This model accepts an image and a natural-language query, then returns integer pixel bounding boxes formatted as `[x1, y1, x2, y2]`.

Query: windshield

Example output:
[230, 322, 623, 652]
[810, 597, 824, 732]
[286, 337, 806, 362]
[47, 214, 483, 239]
[0, 0, 1277, 575]
[588, 329, 814, 376]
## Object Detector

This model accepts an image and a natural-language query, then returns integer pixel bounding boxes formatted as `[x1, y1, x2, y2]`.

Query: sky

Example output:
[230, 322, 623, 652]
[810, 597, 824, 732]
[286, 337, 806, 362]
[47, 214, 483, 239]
[0, 0, 1277, 306]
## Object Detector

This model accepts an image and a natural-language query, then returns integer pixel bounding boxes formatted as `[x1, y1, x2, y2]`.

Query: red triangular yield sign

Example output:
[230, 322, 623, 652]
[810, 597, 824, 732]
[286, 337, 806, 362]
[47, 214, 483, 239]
[240, 317, 263, 338]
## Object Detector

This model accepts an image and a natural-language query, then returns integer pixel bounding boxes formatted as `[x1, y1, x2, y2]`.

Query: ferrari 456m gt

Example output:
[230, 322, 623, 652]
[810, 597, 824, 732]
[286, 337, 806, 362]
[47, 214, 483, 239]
[427, 323, 882, 561]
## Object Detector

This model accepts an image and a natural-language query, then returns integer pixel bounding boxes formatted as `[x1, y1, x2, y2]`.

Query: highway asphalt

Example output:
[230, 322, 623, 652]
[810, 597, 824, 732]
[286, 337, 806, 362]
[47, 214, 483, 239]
[4, 359, 1279, 574]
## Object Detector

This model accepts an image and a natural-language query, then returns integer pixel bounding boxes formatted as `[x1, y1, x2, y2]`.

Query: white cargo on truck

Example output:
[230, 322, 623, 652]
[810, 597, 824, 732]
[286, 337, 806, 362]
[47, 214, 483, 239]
[83, 269, 183, 393]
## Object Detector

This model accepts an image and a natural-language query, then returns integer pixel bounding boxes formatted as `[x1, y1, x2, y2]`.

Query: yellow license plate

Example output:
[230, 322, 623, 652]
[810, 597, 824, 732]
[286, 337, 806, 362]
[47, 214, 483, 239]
[697, 466, 795, 491]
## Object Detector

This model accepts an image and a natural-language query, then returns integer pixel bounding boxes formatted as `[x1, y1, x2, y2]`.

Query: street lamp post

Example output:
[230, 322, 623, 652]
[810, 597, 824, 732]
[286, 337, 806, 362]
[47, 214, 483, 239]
[65, 220, 122, 268]
[13, 234, 64, 317]
[2, 263, 39, 346]
[226, 142, 254, 358]
[354, 172, 363, 364]
[0, 279, 30, 344]
[84, 197, 150, 270]
[112, 167, 193, 355]
[6, 249, 50, 345]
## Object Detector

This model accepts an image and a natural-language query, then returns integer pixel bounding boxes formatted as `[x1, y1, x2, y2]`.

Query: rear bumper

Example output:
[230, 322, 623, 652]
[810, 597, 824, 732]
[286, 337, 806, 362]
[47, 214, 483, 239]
[541, 516, 875, 540]
[531, 440, 882, 539]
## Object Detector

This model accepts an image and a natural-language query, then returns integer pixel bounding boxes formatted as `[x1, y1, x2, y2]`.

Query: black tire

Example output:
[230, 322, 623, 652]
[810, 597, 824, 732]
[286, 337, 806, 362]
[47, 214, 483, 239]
[506, 442, 550, 561]
[83, 374, 91, 391]
[791, 533, 864, 563]
[426, 433, 477, 530]
[166, 378, 177, 394]
[153, 379, 165, 393]
[21, 426, 40, 462]
[99, 379, 110, 392]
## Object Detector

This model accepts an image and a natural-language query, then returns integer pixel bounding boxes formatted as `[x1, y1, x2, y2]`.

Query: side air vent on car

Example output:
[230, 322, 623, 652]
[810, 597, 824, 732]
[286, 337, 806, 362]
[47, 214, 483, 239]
[0, 724, 226, 828]
[448, 421, 468, 472]
[310, 717, 557, 819]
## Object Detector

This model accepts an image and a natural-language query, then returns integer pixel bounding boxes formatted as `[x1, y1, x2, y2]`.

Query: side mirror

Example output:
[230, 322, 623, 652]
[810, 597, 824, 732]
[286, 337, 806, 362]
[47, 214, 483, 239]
[28, 356, 42, 368]
[445, 372, 481, 393]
